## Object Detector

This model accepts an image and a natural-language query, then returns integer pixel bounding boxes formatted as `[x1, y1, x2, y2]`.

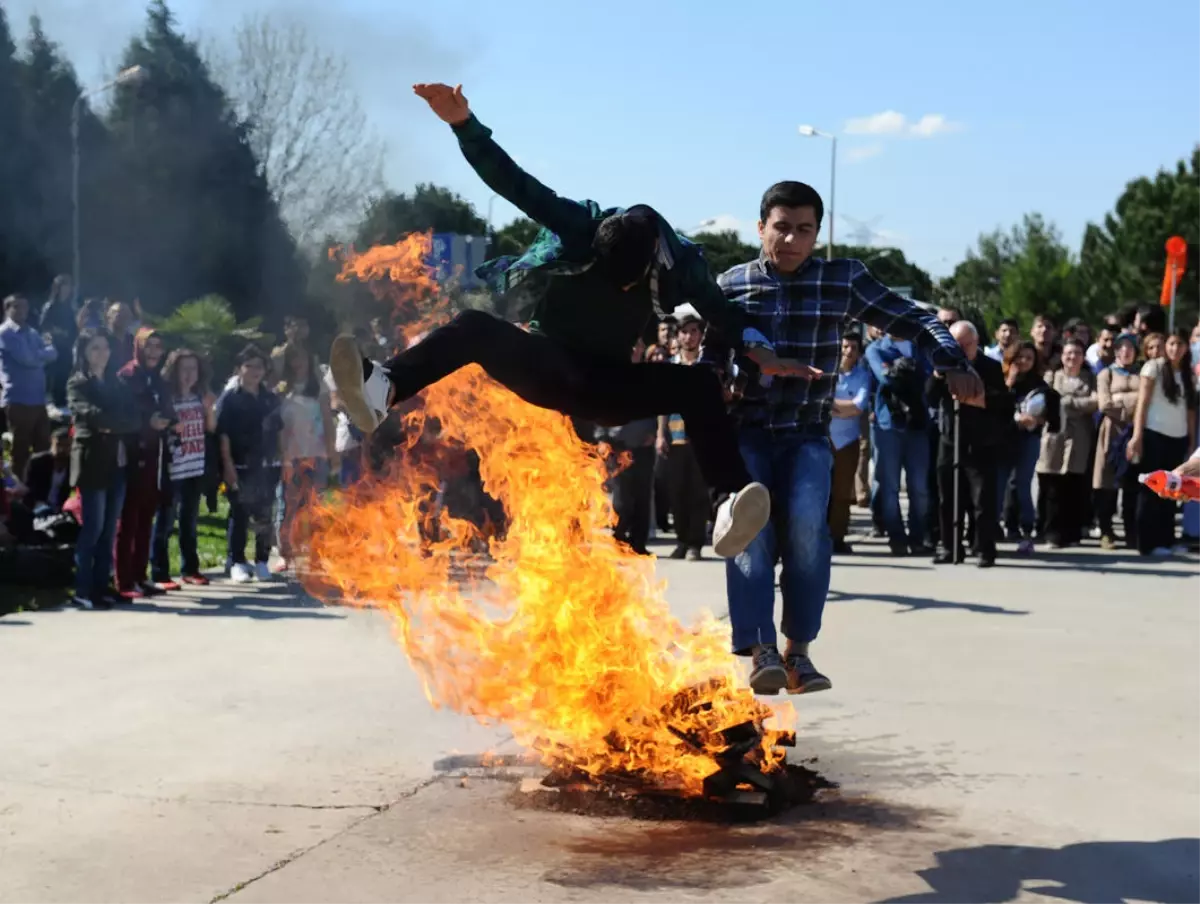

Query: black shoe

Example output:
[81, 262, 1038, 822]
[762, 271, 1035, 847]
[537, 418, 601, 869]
[832, 539, 854, 555]
[932, 549, 955, 564]
[686, 547, 704, 561]
[668, 544, 688, 560]
[977, 556, 996, 568]
[889, 543, 909, 557]
[909, 543, 934, 557]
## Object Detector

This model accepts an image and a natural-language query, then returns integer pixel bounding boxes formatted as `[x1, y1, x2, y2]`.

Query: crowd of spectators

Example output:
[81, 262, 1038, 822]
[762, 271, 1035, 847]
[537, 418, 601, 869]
[602, 301, 1199, 565]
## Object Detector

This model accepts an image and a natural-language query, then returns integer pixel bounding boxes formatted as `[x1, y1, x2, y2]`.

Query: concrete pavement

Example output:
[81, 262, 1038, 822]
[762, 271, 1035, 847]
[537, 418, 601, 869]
[1, 527, 1197, 903]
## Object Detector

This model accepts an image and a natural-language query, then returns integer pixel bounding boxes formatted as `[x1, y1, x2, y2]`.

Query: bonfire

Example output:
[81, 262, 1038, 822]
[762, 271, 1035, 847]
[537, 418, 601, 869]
[304, 234, 796, 801]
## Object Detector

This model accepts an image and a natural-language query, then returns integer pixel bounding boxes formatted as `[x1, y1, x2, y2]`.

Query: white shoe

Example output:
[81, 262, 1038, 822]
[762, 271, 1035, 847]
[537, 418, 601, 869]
[329, 335, 390, 433]
[230, 563, 254, 583]
[255, 562, 272, 582]
[71, 596, 94, 610]
[712, 482, 771, 558]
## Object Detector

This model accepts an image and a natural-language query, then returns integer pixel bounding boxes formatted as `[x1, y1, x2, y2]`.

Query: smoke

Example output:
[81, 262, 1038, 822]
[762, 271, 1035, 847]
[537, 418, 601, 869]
[4, 0, 480, 192]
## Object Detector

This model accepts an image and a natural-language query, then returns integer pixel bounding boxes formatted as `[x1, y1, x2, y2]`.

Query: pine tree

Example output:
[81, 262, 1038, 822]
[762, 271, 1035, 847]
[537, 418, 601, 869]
[98, 0, 301, 323]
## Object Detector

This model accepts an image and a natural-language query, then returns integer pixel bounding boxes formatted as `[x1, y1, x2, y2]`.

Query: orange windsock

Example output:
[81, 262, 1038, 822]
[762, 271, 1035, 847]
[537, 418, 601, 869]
[1160, 236, 1188, 306]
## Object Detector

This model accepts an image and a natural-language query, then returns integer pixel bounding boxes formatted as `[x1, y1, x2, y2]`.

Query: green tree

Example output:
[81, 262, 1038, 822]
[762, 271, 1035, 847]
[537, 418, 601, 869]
[1078, 148, 1200, 325]
[942, 214, 1079, 329]
[16, 16, 108, 296]
[492, 217, 540, 257]
[355, 183, 486, 246]
[0, 6, 35, 294]
[690, 229, 759, 275]
[98, 0, 301, 325]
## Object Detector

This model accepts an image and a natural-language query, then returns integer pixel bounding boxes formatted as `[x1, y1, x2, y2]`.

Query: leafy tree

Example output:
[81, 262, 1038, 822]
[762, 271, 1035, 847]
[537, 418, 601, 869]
[1078, 148, 1200, 325]
[941, 214, 1079, 329]
[690, 229, 759, 276]
[492, 217, 540, 257]
[0, 6, 34, 294]
[98, 0, 302, 325]
[355, 184, 486, 247]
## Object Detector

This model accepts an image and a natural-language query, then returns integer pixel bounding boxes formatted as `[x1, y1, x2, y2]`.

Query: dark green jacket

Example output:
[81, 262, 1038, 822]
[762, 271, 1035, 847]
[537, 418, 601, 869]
[455, 115, 751, 353]
[67, 372, 141, 490]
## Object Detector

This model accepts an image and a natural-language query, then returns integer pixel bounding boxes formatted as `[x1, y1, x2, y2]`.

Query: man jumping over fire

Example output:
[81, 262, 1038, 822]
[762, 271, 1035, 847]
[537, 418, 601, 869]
[331, 82, 819, 559]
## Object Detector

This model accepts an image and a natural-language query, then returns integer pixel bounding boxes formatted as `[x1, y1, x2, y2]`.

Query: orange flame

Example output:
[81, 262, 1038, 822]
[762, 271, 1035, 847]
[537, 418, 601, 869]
[332, 232, 450, 344]
[306, 234, 794, 795]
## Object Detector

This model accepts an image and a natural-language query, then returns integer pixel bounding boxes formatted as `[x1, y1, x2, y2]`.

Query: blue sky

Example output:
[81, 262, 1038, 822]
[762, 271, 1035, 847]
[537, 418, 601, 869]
[9, 0, 1199, 275]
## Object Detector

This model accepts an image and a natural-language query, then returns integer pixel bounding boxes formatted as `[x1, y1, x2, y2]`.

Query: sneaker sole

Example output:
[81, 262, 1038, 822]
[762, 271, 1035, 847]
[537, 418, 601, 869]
[712, 482, 771, 558]
[788, 678, 832, 695]
[330, 335, 382, 434]
[749, 664, 789, 695]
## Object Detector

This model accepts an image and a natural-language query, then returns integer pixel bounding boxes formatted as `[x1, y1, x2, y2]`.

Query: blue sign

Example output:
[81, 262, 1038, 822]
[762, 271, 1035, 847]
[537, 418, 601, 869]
[428, 234, 489, 290]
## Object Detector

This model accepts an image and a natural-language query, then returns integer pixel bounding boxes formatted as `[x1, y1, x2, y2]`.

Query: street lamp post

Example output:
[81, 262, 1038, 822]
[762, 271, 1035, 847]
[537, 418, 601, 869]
[798, 125, 837, 260]
[72, 65, 146, 295]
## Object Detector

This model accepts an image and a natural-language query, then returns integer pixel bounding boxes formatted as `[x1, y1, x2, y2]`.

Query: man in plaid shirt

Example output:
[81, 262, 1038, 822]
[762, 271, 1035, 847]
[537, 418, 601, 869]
[718, 181, 983, 696]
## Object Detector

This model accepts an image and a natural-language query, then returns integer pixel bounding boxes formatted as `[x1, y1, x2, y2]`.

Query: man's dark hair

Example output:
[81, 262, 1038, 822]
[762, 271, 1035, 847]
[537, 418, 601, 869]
[759, 181, 824, 226]
[1117, 304, 1138, 329]
[1033, 313, 1057, 328]
[939, 305, 964, 323]
[593, 207, 659, 288]
[998, 317, 1019, 330]
[3, 294, 23, 313]
[842, 331, 864, 351]
[1136, 303, 1166, 334]
[237, 344, 267, 367]
[51, 426, 71, 443]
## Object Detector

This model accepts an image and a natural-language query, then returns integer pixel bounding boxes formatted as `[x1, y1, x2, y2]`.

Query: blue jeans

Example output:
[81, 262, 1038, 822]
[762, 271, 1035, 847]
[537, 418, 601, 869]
[75, 472, 128, 600]
[872, 425, 930, 548]
[725, 431, 832, 653]
[151, 476, 204, 579]
[996, 431, 1040, 534]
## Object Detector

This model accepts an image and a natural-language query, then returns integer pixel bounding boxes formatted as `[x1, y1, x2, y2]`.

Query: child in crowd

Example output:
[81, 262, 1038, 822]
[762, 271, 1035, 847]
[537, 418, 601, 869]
[151, 349, 216, 586]
[217, 345, 282, 583]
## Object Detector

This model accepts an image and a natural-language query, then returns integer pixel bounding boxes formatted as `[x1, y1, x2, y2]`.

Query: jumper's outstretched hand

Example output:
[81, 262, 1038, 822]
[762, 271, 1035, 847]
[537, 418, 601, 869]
[747, 347, 823, 380]
[413, 83, 471, 125]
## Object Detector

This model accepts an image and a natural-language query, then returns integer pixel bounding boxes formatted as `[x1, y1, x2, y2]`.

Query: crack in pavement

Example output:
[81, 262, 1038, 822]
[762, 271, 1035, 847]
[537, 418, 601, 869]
[207, 776, 444, 904]
[1, 777, 386, 812]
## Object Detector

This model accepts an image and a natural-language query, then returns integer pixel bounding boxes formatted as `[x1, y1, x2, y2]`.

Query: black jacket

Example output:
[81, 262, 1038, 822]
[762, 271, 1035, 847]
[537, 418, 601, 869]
[926, 352, 1014, 453]
[67, 372, 141, 490]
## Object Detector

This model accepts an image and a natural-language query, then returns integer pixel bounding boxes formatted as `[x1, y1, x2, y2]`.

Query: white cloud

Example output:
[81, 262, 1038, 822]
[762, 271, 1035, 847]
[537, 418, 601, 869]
[846, 144, 884, 163]
[908, 114, 961, 137]
[843, 111, 963, 138]
[844, 111, 909, 136]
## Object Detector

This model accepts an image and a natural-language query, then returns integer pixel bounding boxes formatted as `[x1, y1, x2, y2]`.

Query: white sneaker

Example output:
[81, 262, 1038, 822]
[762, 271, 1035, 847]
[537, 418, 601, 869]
[230, 563, 254, 583]
[71, 596, 94, 610]
[711, 482, 771, 558]
[329, 335, 390, 432]
[255, 562, 272, 582]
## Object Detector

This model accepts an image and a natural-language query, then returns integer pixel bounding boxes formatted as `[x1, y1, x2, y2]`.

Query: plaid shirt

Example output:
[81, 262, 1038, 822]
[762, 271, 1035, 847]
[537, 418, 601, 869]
[718, 254, 966, 435]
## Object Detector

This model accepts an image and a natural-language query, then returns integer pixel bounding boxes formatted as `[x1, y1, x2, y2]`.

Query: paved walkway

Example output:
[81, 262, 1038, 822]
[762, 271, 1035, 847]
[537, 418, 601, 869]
[2, 525, 1197, 903]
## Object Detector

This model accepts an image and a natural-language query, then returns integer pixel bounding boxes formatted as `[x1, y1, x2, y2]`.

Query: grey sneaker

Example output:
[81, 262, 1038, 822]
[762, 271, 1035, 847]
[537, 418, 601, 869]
[748, 644, 788, 695]
[712, 482, 771, 558]
[786, 652, 832, 694]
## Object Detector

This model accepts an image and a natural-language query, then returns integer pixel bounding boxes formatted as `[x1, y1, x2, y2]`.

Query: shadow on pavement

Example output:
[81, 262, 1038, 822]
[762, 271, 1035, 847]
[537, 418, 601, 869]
[116, 591, 343, 621]
[542, 793, 937, 893]
[827, 589, 1029, 617]
[877, 836, 1200, 904]
[0, 618, 32, 625]
[1010, 550, 1198, 580]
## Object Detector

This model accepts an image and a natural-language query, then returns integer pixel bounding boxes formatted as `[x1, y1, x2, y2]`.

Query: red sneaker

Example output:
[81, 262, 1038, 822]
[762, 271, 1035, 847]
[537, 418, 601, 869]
[118, 587, 144, 601]
[182, 573, 210, 587]
[156, 580, 182, 592]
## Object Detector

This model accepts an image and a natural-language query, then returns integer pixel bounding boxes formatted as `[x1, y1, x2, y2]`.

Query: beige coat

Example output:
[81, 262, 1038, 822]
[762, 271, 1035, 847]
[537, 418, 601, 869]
[1038, 370, 1098, 475]
[1093, 367, 1139, 488]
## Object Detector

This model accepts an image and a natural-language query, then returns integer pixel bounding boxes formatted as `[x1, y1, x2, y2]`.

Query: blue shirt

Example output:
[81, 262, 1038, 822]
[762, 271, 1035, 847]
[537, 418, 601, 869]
[829, 364, 871, 450]
[0, 319, 56, 407]
[718, 255, 964, 435]
[864, 335, 934, 432]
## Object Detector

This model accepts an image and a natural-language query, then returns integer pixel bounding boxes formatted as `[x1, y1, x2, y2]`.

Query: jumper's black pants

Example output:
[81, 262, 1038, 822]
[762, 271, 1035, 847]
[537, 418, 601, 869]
[384, 311, 751, 494]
